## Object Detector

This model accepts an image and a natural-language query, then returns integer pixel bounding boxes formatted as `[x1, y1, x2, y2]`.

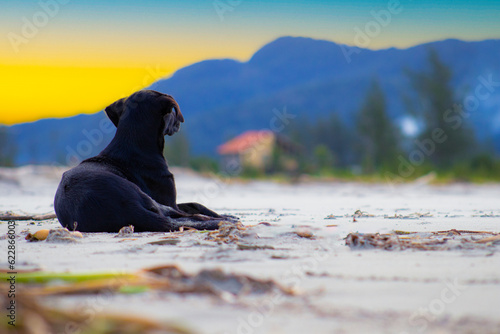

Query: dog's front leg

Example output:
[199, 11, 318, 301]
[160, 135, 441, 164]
[177, 202, 238, 221]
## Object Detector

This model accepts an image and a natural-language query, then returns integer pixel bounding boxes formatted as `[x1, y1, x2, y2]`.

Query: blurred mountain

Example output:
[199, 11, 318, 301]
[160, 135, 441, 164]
[8, 36, 500, 165]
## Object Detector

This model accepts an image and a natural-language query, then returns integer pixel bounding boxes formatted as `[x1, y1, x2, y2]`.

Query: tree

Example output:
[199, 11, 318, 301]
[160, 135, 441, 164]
[314, 113, 355, 168]
[286, 113, 355, 172]
[407, 49, 475, 168]
[356, 80, 400, 172]
[0, 126, 16, 166]
[313, 144, 335, 172]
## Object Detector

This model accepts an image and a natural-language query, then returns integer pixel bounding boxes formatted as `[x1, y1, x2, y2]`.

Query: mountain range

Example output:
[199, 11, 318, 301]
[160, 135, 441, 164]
[7, 36, 500, 165]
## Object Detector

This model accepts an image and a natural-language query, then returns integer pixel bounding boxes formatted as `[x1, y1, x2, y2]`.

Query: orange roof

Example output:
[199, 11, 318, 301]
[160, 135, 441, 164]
[217, 130, 274, 155]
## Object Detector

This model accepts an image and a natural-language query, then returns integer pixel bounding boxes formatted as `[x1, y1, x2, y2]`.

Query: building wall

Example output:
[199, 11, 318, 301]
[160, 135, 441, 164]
[241, 134, 275, 169]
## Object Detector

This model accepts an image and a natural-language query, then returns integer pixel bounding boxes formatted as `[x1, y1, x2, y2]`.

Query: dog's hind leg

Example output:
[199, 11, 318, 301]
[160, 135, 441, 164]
[131, 211, 224, 232]
[123, 194, 224, 232]
[150, 202, 231, 231]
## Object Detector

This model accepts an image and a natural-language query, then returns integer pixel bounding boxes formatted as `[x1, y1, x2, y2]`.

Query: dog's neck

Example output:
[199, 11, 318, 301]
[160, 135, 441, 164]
[102, 119, 166, 163]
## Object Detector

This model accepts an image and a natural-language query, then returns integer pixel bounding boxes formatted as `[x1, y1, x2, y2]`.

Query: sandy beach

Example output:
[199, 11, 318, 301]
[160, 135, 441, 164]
[1, 166, 500, 334]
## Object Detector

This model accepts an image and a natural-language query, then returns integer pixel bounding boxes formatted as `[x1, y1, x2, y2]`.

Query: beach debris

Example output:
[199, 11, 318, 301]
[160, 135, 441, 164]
[205, 221, 248, 243]
[0, 263, 295, 300]
[117, 238, 138, 242]
[385, 212, 432, 219]
[0, 288, 193, 334]
[237, 243, 274, 250]
[148, 238, 180, 246]
[353, 210, 374, 218]
[472, 212, 500, 218]
[432, 229, 494, 235]
[46, 228, 82, 243]
[0, 270, 158, 299]
[116, 225, 135, 237]
[72, 231, 83, 238]
[294, 228, 314, 239]
[475, 235, 500, 244]
[345, 233, 401, 250]
[351, 210, 374, 222]
[324, 214, 336, 219]
[4, 270, 138, 285]
[345, 230, 500, 251]
[0, 211, 57, 221]
[25, 229, 50, 241]
[143, 265, 293, 297]
[270, 254, 290, 259]
[179, 226, 198, 232]
[26, 228, 82, 243]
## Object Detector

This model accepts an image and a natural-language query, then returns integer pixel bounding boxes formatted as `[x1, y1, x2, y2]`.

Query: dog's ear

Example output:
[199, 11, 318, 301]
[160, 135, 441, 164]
[164, 95, 184, 123]
[104, 98, 126, 127]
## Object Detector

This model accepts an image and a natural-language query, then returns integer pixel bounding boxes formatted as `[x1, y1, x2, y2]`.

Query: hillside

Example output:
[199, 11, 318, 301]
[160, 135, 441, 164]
[8, 36, 500, 165]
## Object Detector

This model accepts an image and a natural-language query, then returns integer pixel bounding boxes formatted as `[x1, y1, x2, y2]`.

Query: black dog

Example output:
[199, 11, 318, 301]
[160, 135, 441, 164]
[54, 90, 236, 232]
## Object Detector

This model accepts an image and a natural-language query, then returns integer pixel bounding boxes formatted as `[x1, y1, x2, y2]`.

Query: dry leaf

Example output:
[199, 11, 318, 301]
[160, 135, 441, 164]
[295, 229, 314, 239]
[25, 229, 50, 241]
[475, 235, 500, 244]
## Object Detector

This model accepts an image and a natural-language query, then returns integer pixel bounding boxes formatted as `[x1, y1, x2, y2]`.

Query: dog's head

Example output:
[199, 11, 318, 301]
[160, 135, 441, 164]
[105, 90, 184, 136]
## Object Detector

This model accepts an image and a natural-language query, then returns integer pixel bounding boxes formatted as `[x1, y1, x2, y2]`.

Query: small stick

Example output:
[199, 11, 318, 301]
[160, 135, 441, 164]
[0, 212, 57, 221]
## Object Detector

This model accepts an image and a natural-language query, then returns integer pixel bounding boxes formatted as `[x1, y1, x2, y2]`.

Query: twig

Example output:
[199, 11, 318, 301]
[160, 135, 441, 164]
[0, 212, 57, 221]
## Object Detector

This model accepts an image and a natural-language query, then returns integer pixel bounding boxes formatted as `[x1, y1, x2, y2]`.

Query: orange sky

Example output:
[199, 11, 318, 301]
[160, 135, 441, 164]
[0, 29, 260, 124]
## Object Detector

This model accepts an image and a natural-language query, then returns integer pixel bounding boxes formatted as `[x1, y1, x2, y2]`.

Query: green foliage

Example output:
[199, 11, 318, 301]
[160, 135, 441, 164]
[267, 145, 285, 174]
[284, 80, 402, 176]
[447, 154, 500, 182]
[311, 113, 354, 168]
[189, 156, 219, 173]
[356, 80, 401, 173]
[407, 49, 476, 168]
[154, 51, 499, 184]
[241, 165, 263, 178]
[313, 144, 335, 171]
[163, 134, 221, 174]
[265, 144, 300, 176]
[287, 113, 356, 174]
[163, 132, 190, 167]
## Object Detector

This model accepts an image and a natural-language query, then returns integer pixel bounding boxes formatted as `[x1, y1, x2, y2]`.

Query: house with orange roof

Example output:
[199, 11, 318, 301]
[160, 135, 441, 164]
[217, 130, 299, 174]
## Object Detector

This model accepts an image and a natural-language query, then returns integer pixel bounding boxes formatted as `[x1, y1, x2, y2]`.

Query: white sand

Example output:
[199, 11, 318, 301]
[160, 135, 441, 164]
[1, 166, 500, 333]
